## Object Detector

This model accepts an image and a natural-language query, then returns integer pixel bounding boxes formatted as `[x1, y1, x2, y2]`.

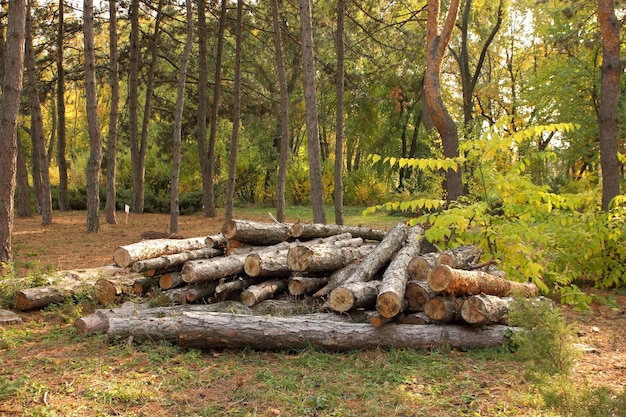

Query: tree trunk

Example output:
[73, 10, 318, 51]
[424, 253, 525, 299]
[423, 296, 463, 323]
[288, 276, 328, 296]
[169, 0, 193, 235]
[241, 279, 289, 307]
[215, 276, 264, 301]
[405, 279, 437, 311]
[334, 0, 346, 225]
[85, 310, 513, 351]
[222, 219, 291, 245]
[299, 0, 326, 224]
[196, 0, 210, 218]
[427, 264, 538, 297]
[290, 222, 387, 241]
[407, 252, 438, 281]
[128, 0, 143, 213]
[105, 0, 119, 224]
[271, 0, 291, 223]
[225, 0, 243, 220]
[376, 226, 424, 318]
[597, 0, 621, 210]
[0, 0, 26, 266]
[26, 2, 52, 226]
[312, 261, 361, 298]
[159, 272, 184, 290]
[113, 237, 209, 268]
[424, 0, 463, 201]
[96, 274, 147, 304]
[131, 246, 221, 274]
[205, 233, 228, 249]
[56, 0, 69, 211]
[15, 139, 32, 217]
[328, 280, 380, 313]
[461, 294, 512, 325]
[287, 243, 376, 273]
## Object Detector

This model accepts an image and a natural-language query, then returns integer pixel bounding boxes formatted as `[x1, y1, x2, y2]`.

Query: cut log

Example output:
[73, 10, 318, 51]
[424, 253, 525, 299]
[423, 296, 464, 323]
[132, 277, 156, 294]
[15, 265, 137, 311]
[287, 243, 377, 273]
[159, 272, 185, 290]
[427, 264, 538, 297]
[183, 282, 220, 303]
[376, 225, 424, 318]
[222, 219, 291, 245]
[96, 273, 147, 304]
[399, 312, 436, 325]
[436, 244, 482, 269]
[288, 276, 328, 296]
[461, 294, 512, 325]
[407, 252, 439, 281]
[404, 280, 437, 311]
[290, 222, 387, 241]
[312, 261, 361, 298]
[205, 233, 228, 249]
[214, 276, 264, 301]
[113, 237, 209, 268]
[369, 312, 392, 328]
[241, 279, 289, 307]
[92, 310, 514, 350]
[328, 280, 381, 312]
[131, 247, 222, 273]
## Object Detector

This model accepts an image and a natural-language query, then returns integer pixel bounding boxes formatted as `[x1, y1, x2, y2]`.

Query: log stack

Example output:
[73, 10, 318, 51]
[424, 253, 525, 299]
[13, 218, 542, 351]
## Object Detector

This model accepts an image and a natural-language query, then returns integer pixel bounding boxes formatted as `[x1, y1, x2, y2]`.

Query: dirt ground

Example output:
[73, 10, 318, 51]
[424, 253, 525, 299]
[8, 211, 626, 395]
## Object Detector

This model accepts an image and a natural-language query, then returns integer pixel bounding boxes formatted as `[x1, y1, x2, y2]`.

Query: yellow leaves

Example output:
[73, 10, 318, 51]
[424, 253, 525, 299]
[367, 154, 458, 172]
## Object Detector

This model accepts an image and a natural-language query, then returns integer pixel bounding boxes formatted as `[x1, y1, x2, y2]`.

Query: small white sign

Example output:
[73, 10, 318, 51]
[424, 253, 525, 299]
[124, 204, 130, 213]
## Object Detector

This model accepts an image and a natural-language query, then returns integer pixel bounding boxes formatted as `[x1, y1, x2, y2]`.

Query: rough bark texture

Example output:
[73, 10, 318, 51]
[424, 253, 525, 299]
[405, 279, 438, 311]
[96, 274, 146, 304]
[290, 222, 387, 241]
[423, 296, 464, 323]
[312, 261, 361, 298]
[114, 237, 208, 268]
[400, 312, 436, 325]
[159, 272, 184, 290]
[376, 226, 424, 318]
[287, 243, 376, 273]
[205, 233, 228, 249]
[328, 280, 381, 312]
[215, 276, 264, 301]
[132, 247, 222, 273]
[461, 294, 512, 325]
[241, 279, 288, 307]
[288, 276, 328, 296]
[427, 264, 538, 297]
[436, 245, 482, 268]
[222, 219, 291, 245]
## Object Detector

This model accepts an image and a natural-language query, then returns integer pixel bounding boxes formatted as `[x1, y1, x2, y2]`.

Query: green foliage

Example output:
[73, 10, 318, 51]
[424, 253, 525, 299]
[539, 377, 626, 417]
[344, 168, 393, 206]
[0, 376, 26, 402]
[0, 264, 49, 309]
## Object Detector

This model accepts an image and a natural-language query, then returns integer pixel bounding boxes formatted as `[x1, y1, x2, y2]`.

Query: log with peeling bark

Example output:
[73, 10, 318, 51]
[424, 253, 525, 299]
[423, 296, 464, 323]
[222, 219, 291, 245]
[328, 280, 381, 313]
[461, 294, 512, 325]
[159, 272, 185, 290]
[86, 310, 514, 350]
[113, 237, 209, 268]
[407, 252, 439, 281]
[288, 276, 328, 296]
[287, 243, 377, 274]
[183, 282, 220, 303]
[214, 276, 264, 301]
[436, 245, 482, 269]
[241, 279, 289, 307]
[376, 225, 424, 318]
[289, 222, 387, 241]
[427, 264, 538, 297]
[15, 265, 138, 311]
[205, 233, 228, 249]
[131, 247, 222, 273]
[404, 280, 438, 311]
[96, 273, 147, 304]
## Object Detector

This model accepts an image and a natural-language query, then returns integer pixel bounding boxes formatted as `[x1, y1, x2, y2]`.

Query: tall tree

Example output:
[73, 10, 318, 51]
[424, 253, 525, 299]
[56, 0, 69, 210]
[225, 0, 244, 220]
[334, 0, 346, 225]
[424, 0, 463, 201]
[16, 139, 32, 217]
[25, 0, 52, 226]
[170, 0, 193, 234]
[196, 0, 210, 217]
[105, 0, 120, 224]
[299, 0, 326, 223]
[271, 0, 291, 223]
[597, 0, 621, 210]
[83, 0, 103, 232]
[128, 0, 143, 213]
[0, 0, 26, 266]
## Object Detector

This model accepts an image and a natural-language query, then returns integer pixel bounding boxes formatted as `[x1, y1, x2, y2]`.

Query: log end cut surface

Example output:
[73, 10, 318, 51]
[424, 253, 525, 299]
[376, 292, 402, 319]
[328, 287, 355, 312]
[427, 264, 454, 292]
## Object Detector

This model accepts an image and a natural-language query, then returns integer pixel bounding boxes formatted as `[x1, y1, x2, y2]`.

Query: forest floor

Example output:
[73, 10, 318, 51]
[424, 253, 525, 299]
[2, 210, 625, 416]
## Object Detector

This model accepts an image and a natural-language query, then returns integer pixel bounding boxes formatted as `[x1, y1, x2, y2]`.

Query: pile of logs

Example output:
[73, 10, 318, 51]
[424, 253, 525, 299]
[16, 219, 542, 351]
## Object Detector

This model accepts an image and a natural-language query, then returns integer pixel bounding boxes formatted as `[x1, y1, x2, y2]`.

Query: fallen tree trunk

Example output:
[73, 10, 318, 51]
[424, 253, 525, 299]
[376, 225, 424, 318]
[241, 279, 289, 307]
[287, 243, 377, 273]
[131, 247, 222, 273]
[423, 296, 464, 323]
[461, 294, 512, 325]
[222, 219, 291, 245]
[288, 276, 328, 296]
[407, 252, 439, 281]
[92, 310, 514, 351]
[113, 237, 209, 268]
[289, 222, 387, 241]
[404, 280, 437, 311]
[15, 265, 137, 311]
[427, 264, 538, 297]
[328, 280, 381, 313]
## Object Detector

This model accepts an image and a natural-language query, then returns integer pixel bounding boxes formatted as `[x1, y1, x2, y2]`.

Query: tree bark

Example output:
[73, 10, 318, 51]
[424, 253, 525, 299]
[299, 0, 326, 224]
[427, 264, 538, 297]
[87, 310, 514, 351]
[105, 0, 119, 224]
[56, 0, 69, 211]
[290, 222, 387, 241]
[15, 139, 32, 217]
[400, 312, 436, 325]
[288, 276, 328, 296]
[287, 243, 376, 273]
[461, 294, 512, 325]
[113, 237, 209, 268]
[0, 0, 26, 266]
[159, 272, 184, 290]
[376, 226, 424, 318]
[205, 233, 228, 249]
[196, 0, 210, 218]
[423, 296, 463, 323]
[214, 276, 264, 301]
[334, 0, 346, 225]
[328, 280, 380, 313]
[95, 273, 147, 304]
[407, 252, 438, 281]
[222, 219, 291, 245]
[128, 0, 143, 213]
[241, 279, 289, 307]
[312, 261, 361, 298]
[131, 247, 221, 274]
[405, 279, 438, 311]
[436, 244, 482, 269]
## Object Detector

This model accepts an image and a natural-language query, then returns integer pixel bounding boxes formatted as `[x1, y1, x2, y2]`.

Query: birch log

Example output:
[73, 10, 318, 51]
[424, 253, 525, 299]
[113, 237, 209, 268]
[427, 264, 538, 297]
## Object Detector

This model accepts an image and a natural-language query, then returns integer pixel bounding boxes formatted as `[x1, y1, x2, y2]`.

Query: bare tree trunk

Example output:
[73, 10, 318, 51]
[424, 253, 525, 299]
[84, 0, 103, 232]
[196, 0, 210, 216]
[225, 0, 244, 220]
[334, 0, 346, 225]
[0, 0, 26, 266]
[25, 1, 52, 226]
[56, 0, 69, 211]
[16, 139, 32, 217]
[105, 0, 120, 225]
[128, 0, 142, 212]
[271, 0, 291, 223]
[597, 0, 621, 210]
[170, 0, 193, 234]
[299, 0, 326, 224]
[424, 0, 463, 201]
